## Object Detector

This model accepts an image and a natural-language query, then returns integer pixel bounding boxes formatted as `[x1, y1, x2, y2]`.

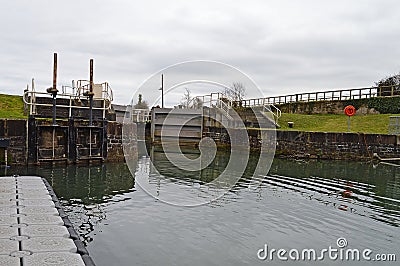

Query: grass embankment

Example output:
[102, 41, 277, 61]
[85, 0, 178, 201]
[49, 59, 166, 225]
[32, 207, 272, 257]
[0, 93, 396, 134]
[0, 94, 25, 119]
[278, 113, 395, 134]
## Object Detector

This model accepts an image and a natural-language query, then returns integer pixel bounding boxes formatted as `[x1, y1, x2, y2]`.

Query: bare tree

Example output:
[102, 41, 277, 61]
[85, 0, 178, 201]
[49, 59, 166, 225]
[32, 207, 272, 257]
[181, 88, 192, 108]
[222, 82, 246, 103]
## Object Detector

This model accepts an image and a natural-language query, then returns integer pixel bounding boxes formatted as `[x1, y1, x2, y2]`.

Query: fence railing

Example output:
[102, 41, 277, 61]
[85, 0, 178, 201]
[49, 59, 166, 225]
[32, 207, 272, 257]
[239, 85, 400, 106]
[131, 109, 151, 122]
[23, 81, 114, 119]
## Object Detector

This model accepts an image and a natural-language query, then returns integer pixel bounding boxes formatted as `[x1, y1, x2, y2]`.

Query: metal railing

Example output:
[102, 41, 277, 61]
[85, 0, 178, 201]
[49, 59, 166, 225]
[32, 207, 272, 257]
[239, 85, 400, 106]
[193, 92, 282, 124]
[75, 80, 113, 102]
[131, 109, 151, 122]
[23, 81, 113, 119]
[262, 104, 282, 124]
[194, 93, 234, 120]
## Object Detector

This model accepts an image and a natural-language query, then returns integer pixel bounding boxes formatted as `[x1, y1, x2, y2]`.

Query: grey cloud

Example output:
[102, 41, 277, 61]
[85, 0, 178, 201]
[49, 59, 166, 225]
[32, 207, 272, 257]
[1, 0, 400, 104]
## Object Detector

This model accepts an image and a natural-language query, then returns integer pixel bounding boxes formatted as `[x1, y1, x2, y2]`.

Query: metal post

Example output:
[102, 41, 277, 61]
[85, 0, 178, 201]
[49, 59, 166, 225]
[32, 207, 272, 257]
[53, 53, 57, 126]
[52, 94, 57, 125]
[348, 116, 351, 132]
[89, 59, 94, 126]
[46, 53, 59, 126]
[89, 128, 92, 158]
[53, 53, 57, 90]
[52, 127, 55, 159]
[83, 59, 95, 126]
[89, 96, 93, 126]
[160, 74, 164, 108]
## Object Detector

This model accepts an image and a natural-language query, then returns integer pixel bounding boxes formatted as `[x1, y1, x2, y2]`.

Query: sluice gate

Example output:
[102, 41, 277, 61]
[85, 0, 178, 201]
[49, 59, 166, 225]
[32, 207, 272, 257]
[24, 53, 113, 164]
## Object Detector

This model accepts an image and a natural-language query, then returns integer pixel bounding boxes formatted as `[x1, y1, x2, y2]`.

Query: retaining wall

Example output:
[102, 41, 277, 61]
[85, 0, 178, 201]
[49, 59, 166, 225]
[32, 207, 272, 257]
[107, 121, 124, 162]
[0, 119, 27, 164]
[275, 130, 400, 160]
[2, 118, 399, 163]
[212, 128, 400, 160]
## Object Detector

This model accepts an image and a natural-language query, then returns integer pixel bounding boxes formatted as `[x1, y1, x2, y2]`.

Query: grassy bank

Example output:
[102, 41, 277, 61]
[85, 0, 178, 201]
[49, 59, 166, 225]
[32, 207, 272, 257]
[278, 113, 395, 134]
[0, 94, 25, 119]
[0, 93, 397, 134]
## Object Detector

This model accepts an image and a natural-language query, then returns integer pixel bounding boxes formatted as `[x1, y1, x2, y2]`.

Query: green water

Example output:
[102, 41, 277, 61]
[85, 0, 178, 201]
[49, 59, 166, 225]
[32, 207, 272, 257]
[1, 153, 399, 265]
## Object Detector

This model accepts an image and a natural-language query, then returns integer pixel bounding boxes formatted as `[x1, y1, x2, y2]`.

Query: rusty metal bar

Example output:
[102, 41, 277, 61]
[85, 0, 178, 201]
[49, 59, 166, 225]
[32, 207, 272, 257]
[47, 52, 59, 126]
[90, 59, 94, 93]
[89, 59, 94, 126]
[53, 53, 57, 91]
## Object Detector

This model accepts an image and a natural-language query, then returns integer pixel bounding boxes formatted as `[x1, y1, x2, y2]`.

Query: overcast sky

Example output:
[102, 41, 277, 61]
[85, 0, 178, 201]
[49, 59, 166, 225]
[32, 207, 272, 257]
[1, 0, 400, 105]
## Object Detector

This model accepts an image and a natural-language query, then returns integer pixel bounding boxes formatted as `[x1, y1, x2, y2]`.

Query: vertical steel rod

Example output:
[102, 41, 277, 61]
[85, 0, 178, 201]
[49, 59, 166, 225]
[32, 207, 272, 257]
[52, 53, 57, 126]
[161, 74, 164, 108]
[89, 59, 94, 126]
[89, 128, 92, 158]
[52, 127, 55, 159]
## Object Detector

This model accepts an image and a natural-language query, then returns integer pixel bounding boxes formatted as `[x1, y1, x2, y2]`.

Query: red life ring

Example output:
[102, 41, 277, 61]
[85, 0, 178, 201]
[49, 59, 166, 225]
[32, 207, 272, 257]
[344, 105, 356, 116]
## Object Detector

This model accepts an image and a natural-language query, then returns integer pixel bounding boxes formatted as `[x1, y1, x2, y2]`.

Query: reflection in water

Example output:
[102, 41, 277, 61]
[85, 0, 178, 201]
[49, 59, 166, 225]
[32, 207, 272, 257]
[267, 160, 400, 227]
[1, 151, 400, 265]
[145, 148, 400, 227]
[1, 163, 136, 245]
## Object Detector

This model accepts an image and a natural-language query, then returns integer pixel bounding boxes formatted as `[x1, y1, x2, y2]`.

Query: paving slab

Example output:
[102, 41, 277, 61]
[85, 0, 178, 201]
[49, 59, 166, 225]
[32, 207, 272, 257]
[23, 252, 85, 266]
[0, 176, 95, 266]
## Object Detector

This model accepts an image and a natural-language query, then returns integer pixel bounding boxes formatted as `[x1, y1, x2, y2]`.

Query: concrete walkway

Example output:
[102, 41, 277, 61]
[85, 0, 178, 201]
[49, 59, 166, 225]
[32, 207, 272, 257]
[0, 175, 95, 266]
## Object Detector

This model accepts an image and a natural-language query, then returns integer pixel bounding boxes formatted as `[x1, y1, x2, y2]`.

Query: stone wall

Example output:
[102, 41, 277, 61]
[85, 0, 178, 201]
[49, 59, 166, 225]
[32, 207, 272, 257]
[0, 119, 27, 164]
[0, 118, 130, 165]
[2, 117, 398, 163]
[275, 130, 400, 160]
[209, 127, 400, 160]
[106, 121, 122, 162]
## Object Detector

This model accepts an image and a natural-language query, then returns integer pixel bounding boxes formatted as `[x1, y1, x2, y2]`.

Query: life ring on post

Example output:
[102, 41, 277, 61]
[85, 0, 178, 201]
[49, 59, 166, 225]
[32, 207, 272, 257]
[344, 105, 356, 116]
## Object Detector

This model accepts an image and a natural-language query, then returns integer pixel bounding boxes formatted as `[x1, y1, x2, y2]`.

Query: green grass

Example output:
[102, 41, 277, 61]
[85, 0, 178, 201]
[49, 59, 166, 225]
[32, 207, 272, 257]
[278, 113, 396, 134]
[0, 93, 396, 134]
[0, 94, 26, 119]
